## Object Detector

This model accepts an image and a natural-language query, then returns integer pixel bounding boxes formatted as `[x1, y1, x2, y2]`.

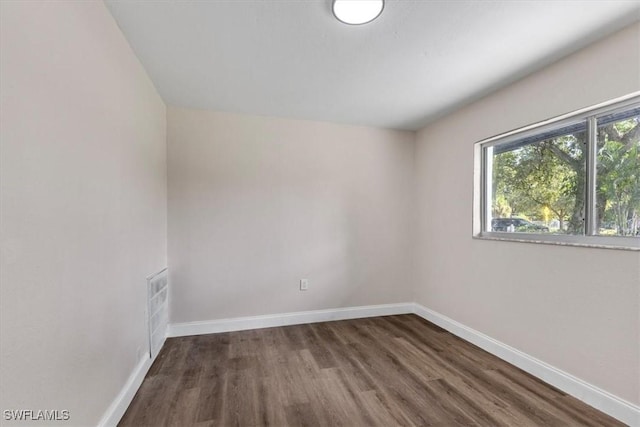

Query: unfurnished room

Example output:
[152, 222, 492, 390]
[1, 1, 640, 426]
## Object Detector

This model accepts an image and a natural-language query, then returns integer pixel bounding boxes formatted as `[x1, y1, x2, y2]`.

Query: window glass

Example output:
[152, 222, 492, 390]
[596, 108, 640, 236]
[488, 123, 586, 235]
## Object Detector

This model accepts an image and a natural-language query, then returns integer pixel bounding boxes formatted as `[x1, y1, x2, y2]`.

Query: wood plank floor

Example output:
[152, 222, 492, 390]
[119, 315, 625, 426]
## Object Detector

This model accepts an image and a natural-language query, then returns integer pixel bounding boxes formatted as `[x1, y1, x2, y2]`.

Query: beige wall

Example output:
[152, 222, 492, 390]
[0, 2, 167, 426]
[168, 107, 415, 322]
[414, 22, 640, 405]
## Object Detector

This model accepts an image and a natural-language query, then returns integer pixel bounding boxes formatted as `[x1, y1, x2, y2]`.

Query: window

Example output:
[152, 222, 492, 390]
[475, 93, 640, 250]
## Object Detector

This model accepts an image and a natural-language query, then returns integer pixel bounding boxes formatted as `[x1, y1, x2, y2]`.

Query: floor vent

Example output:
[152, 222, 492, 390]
[147, 268, 168, 359]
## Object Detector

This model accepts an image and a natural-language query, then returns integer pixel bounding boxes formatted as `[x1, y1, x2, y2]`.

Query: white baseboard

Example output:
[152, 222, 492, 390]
[412, 304, 640, 427]
[168, 302, 414, 337]
[96, 354, 153, 427]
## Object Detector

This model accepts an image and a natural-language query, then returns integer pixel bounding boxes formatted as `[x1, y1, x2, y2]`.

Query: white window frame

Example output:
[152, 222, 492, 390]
[473, 92, 640, 251]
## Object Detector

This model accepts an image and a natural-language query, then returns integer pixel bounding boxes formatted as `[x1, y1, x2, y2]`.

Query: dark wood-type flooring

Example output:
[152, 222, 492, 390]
[119, 314, 625, 426]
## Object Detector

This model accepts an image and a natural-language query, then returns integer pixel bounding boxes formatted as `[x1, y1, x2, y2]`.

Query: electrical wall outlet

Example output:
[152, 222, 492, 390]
[300, 279, 309, 291]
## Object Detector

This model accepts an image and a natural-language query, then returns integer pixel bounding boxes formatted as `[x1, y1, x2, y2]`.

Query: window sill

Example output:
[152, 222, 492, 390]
[474, 232, 640, 251]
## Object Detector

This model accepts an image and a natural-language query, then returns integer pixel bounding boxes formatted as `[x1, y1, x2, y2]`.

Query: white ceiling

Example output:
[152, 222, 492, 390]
[105, 0, 640, 131]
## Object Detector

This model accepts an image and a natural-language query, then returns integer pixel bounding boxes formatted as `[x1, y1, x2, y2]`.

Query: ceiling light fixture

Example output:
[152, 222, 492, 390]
[332, 0, 384, 25]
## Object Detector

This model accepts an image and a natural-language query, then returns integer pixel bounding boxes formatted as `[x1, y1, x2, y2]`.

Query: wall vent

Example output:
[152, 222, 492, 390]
[147, 268, 168, 359]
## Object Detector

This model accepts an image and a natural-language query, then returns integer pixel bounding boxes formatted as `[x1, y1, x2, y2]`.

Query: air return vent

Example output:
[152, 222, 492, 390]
[147, 268, 168, 359]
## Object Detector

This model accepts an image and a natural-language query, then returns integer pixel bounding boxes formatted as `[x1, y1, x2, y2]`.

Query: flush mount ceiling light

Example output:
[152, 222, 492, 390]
[332, 0, 384, 25]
